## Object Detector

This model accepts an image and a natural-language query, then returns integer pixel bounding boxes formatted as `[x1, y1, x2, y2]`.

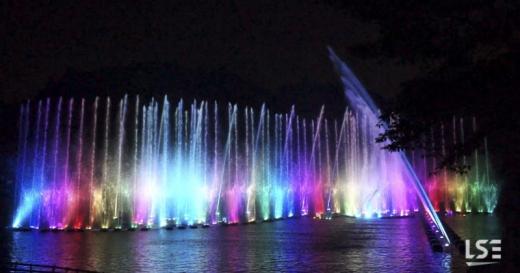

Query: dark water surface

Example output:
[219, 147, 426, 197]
[2, 217, 473, 272]
[443, 214, 502, 242]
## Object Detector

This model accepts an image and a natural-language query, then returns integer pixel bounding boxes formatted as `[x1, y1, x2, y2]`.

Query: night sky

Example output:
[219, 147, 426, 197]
[2, 1, 420, 110]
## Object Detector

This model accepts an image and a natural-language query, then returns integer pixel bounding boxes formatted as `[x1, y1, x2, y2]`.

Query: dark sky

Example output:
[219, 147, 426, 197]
[2, 1, 420, 105]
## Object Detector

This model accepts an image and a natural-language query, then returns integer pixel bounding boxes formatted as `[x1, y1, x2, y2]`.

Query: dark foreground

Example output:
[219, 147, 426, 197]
[1, 216, 498, 272]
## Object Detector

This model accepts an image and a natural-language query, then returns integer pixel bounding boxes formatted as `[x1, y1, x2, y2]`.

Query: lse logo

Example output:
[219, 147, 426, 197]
[465, 239, 501, 267]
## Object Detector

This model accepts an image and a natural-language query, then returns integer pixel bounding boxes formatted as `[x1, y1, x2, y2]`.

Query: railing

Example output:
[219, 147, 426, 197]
[1, 262, 102, 273]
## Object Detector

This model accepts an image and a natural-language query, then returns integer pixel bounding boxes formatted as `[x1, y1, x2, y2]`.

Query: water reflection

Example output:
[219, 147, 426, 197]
[5, 217, 471, 272]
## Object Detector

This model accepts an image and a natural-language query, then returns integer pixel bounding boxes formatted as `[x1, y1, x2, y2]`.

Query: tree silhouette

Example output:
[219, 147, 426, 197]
[340, 1, 519, 269]
[337, 1, 519, 177]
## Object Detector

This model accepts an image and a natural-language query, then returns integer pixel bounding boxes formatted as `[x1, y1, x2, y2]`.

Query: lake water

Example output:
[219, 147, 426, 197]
[2, 216, 495, 272]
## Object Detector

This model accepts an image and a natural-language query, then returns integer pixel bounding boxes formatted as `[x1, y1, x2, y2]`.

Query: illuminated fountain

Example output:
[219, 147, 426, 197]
[328, 47, 451, 245]
[11, 51, 497, 232]
[410, 117, 498, 214]
[13, 93, 421, 229]
[327, 47, 498, 246]
[326, 48, 497, 216]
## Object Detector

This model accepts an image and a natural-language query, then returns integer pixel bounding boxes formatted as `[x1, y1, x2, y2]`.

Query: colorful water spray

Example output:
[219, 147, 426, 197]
[327, 47, 451, 244]
[411, 117, 498, 214]
[327, 47, 498, 245]
[13, 93, 422, 229]
[11, 52, 497, 231]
